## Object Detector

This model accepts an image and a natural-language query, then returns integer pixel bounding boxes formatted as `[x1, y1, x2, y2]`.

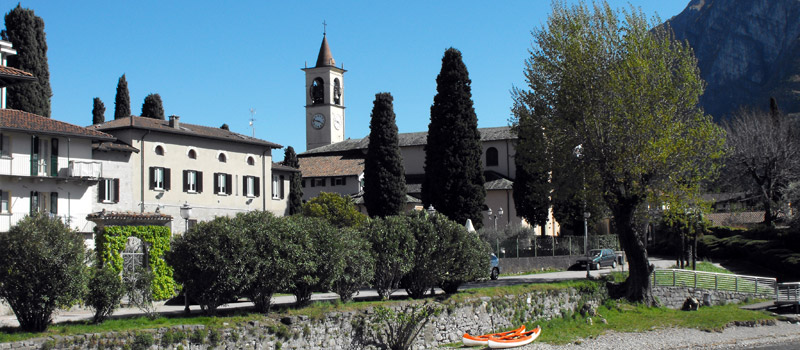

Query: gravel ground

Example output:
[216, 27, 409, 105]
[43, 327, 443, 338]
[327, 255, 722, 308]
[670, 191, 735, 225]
[490, 321, 800, 349]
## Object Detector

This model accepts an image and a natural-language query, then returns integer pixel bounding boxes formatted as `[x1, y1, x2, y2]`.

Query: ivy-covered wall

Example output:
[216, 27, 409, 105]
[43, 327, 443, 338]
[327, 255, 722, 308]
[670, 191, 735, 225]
[96, 226, 177, 300]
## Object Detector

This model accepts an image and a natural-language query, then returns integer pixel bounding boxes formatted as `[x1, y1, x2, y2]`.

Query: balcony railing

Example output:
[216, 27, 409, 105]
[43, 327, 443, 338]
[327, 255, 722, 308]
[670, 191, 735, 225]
[69, 160, 102, 179]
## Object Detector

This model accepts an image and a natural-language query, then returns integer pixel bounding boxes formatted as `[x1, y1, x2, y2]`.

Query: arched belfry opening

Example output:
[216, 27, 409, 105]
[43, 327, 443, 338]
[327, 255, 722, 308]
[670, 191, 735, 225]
[333, 78, 341, 105]
[311, 77, 324, 105]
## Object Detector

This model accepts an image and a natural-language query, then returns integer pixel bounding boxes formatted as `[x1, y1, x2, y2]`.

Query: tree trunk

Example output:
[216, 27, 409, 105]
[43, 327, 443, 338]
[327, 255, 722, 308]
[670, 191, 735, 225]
[612, 202, 656, 305]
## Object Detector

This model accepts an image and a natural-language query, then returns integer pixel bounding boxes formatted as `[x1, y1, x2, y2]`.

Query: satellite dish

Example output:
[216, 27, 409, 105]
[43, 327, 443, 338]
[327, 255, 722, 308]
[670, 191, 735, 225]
[465, 219, 476, 232]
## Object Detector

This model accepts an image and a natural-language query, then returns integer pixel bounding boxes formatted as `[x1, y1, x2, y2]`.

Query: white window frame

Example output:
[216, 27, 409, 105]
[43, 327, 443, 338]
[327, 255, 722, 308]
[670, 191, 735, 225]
[187, 170, 197, 193]
[217, 173, 227, 195]
[154, 167, 165, 190]
[0, 190, 10, 213]
[0, 133, 10, 158]
[245, 176, 255, 197]
[272, 175, 280, 199]
[102, 178, 115, 203]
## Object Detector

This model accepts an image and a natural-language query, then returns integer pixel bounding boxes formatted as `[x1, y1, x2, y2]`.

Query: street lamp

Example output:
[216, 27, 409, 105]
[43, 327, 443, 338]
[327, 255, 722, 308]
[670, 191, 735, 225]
[574, 144, 591, 278]
[179, 202, 192, 233]
[486, 207, 504, 255]
[426, 204, 436, 215]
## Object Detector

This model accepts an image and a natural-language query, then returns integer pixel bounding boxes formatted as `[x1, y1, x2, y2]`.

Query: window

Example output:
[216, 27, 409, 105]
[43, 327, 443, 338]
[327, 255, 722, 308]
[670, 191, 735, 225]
[486, 147, 499, 167]
[149, 167, 171, 191]
[155, 145, 164, 156]
[244, 175, 260, 197]
[29, 191, 55, 215]
[333, 78, 341, 105]
[50, 192, 58, 215]
[214, 172, 232, 195]
[272, 175, 280, 199]
[0, 190, 10, 213]
[310, 77, 324, 105]
[247, 156, 255, 166]
[0, 133, 10, 157]
[99, 178, 120, 203]
[333, 177, 346, 186]
[188, 149, 197, 159]
[302, 179, 306, 188]
[218, 153, 227, 163]
[313, 178, 326, 187]
[279, 175, 285, 199]
[183, 170, 203, 193]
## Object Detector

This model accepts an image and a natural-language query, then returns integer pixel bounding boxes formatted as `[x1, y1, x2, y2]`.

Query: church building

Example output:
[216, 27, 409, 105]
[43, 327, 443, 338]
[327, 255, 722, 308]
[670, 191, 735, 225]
[297, 34, 560, 234]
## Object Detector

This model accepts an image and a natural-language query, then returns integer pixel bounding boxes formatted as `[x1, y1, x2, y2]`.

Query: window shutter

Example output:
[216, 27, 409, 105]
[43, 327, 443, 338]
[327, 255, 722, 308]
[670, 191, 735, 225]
[98, 179, 106, 202]
[342, 177, 347, 186]
[226, 174, 232, 195]
[0, 133, 8, 157]
[29, 191, 35, 214]
[310, 178, 315, 187]
[183, 170, 189, 192]
[149, 167, 155, 190]
[280, 175, 285, 199]
[113, 179, 120, 203]
[242, 176, 248, 195]
[50, 139, 58, 177]
[30, 136, 38, 176]
[254, 177, 260, 197]
[50, 192, 58, 214]
[197, 171, 203, 193]
[164, 168, 171, 190]
[214, 173, 219, 193]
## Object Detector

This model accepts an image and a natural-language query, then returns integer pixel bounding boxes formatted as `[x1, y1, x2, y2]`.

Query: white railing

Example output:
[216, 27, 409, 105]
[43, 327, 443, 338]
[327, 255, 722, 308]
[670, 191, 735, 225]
[776, 282, 800, 304]
[0, 156, 11, 175]
[0, 212, 28, 232]
[651, 269, 777, 295]
[69, 160, 102, 178]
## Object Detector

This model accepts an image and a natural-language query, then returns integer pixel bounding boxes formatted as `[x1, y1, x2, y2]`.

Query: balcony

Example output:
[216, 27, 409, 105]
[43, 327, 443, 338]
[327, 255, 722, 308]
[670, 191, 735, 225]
[69, 160, 102, 179]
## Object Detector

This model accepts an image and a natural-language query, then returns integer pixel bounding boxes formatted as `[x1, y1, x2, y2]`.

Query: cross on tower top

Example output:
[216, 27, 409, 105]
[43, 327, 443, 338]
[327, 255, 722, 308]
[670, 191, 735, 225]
[323, 20, 327, 35]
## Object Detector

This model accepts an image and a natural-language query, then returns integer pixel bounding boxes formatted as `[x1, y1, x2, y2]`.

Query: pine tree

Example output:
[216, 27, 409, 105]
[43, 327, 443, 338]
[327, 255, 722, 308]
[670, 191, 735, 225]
[364, 93, 406, 217]
[114, 74, 130, 120]
[141, 93, 165, 120]
[422, 48, 485, 228]
[1, 5, 51, 117]
[92, 97, 105, 125]
[282, 146, 303, 215]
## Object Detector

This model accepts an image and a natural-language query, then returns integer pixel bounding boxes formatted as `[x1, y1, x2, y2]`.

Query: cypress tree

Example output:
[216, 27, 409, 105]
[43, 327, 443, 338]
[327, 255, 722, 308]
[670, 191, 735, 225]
[364, 92, 406, 217]
[421, 48, 485, 228]
[92, 97, 105, 125]
[1, 5, 51, 117]
[282, 146, 303, 215]
[141, 93, 165, 120]
[114, 74, 130, 120]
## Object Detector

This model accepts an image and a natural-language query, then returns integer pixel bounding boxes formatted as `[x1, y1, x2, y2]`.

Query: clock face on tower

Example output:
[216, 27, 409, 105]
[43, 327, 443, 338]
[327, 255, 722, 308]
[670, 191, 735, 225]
[333, 113, 342, 130]
[312, 113, 325, 129]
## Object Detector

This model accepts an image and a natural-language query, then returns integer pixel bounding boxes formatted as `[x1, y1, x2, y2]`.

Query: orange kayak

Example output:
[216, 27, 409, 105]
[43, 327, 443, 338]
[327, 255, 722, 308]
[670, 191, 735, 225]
[487, 326, 541, 349]
[461, 325, 525, 347]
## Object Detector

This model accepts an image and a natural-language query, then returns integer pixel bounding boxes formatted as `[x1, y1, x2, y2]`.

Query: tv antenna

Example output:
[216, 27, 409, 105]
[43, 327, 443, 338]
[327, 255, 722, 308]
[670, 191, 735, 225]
[249, 108, 256, 137]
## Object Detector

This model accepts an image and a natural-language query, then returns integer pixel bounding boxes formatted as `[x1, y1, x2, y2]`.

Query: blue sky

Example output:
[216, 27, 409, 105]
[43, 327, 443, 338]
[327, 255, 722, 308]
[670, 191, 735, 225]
[4, 1, 689, 161]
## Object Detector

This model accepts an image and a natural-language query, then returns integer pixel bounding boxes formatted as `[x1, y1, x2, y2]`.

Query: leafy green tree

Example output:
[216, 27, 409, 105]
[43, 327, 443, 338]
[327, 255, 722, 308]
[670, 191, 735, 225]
[0, 213, 87, 331]
[1, 5, 51, 117]
[114, 74, 130, 120]
[282, 146, 303, 215]
[141, 93, 165, 120]
[365, 92, 407, 217]
[422, 48, 485, 229]
[166, 216, 252, 315]
[331, 227, 374, 302]
[302, 192, 367, 228]
[511, 98, 552, 234]
[367, 216, 416, 299]
[285, 216, 342, 306]
[92, 97, 106, 125]
[512, 1, 724, 304]
[238, 211, 295, 313]
[86, 265, 125, 323]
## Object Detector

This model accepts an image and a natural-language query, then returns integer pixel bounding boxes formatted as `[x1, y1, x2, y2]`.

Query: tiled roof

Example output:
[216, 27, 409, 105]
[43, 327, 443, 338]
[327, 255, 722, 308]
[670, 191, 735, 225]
[86, 210, 172, 221]
[298, 154, 364, 177]
[705, 211, 766, 227]
[89, 116, 282, 149]
[93, 140, 139, 153]
[272, 162, 301, 173]
[0, 109, 115, 140]
[300, 126, 515, 156]
[0, 66, 36, 86]
[315, 34, 336, 67]
[351, 192, 421, 205]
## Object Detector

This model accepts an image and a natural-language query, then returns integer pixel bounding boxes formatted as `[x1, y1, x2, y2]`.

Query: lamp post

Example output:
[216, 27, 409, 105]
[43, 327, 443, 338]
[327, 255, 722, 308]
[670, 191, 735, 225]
[426, 204, 436, 215]
[574, 144, 591, 278]
[486, 207, 504, 255]
[179, 201, 192, 313]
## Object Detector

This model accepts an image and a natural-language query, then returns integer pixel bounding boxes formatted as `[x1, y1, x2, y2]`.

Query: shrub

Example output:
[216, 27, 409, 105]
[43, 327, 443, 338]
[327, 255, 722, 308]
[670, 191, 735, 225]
[0, 213, 87, 332]
[123, 266, 158, 319]
[435, 214, 491, 293]
[401, 211, 446, 298]
[332, 227, 375, 302]
[369, 302, 442, 350]
[302, 192, 367, 228]
[86, 265, 125, 323]
[286, 216, 342, 306]
[240, 211, 296, 313]
[368, 216, 415, 299]
[166, 216, 252, 314]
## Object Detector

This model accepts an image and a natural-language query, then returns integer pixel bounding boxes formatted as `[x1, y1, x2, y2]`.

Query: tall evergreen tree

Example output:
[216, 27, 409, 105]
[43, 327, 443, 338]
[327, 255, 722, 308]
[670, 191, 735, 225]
[114, 74, 130, 120]
[141, 93, 165, 120]
[421, 48, 485, 228]
[91, 97, 105, 125]
[511, 96, 551, 234]
[364, 93, 406, 217]
[1, 5, 51, 117]
[282, 146, 303, 215]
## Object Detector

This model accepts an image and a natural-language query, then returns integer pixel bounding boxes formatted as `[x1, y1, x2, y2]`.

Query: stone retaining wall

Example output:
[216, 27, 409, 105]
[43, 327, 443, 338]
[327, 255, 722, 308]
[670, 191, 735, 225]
[0, 285, 605, 350]
[653, 286, 773, 309]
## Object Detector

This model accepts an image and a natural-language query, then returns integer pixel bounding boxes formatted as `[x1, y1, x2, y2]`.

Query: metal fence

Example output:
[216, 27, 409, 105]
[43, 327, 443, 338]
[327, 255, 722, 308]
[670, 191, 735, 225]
[650, 269, 777, 295]
[483, 230, 619, 258]
[776, 282, 800, 305]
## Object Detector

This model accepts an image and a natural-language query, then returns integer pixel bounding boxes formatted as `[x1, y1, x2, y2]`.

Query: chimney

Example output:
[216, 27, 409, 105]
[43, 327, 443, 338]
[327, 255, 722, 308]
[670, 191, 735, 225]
[169, 115, 180, 129]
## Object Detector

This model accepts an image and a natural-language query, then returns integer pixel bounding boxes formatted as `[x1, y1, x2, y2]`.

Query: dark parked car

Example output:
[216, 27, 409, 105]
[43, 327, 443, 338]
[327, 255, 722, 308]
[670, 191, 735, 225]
[490, 253, 500, 280]
[576, 249, 617, 270]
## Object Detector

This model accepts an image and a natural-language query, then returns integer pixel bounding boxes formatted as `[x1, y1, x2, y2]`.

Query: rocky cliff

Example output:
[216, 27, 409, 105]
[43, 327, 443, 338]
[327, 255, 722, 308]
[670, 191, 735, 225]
[665, 0, 800, 120]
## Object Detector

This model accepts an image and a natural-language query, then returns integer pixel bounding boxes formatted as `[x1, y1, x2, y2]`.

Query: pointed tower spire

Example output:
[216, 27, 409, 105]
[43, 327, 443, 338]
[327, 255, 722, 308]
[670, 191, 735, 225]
[315, 34, 336, 67]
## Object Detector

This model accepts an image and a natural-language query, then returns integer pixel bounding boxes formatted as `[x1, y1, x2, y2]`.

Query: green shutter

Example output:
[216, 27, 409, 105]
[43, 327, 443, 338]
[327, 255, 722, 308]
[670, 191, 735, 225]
[50, 139, 59, 177]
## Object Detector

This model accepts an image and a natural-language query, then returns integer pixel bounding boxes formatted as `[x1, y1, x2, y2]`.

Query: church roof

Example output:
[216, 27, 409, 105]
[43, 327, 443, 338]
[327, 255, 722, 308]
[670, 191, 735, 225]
[89, 116, 282, 149]
[315, 34, 336, 67]
[298, 154, 364, 177]
[299, 126, 515, 156]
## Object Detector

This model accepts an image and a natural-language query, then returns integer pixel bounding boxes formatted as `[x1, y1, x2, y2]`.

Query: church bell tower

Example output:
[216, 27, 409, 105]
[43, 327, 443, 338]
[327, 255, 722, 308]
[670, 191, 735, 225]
[303, 32, 346, 151]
